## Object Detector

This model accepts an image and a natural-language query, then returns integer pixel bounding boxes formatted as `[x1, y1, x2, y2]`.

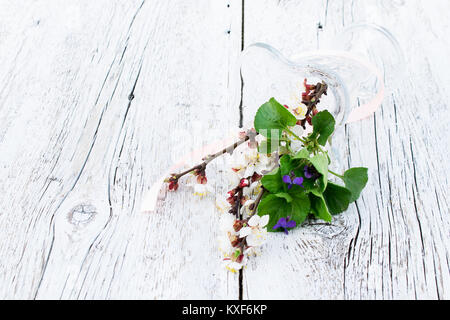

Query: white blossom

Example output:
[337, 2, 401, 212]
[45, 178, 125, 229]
[219, 213, 236, 234]
[243, 181, 260, 198]
[215, 196, 231, 214]
[239, 215, 269, 247]
[225, 143, 276, 189]
[224, 260, 244, 273]
[285, 80, 308, 117]
[290, 125, 305, 151]
[192, 183, 213, 197]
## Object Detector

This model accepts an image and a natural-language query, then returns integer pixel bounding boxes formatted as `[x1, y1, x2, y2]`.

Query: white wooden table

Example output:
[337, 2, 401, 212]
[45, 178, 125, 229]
[0, 0, 448, 300]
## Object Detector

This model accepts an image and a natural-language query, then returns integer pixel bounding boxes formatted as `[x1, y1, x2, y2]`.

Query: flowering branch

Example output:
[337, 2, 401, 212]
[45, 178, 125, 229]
[164, 78, 368, 274]
[165, 129, 257, 190]
[227, 83, 329, 219]
[298, 80, 328, 129]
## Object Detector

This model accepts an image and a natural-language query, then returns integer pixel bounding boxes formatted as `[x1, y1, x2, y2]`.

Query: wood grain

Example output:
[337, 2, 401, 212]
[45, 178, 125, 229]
[0, 0, 448, 299]
[0, 0, 242, 299]
[242, 0, 449, 299]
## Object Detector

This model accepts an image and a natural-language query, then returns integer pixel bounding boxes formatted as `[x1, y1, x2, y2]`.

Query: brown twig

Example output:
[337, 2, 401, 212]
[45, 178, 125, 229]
[248, 188, 266, 216]
[237, 188, 243, 220]
[167, 132, 256, 183]
[299, 81, 328, 128]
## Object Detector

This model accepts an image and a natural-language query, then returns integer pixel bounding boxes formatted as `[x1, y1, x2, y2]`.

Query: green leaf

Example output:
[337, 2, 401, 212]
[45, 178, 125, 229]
[261, 167, 283, 193]
[310, 110, 335, 146]
[258, 192, 310, 231]
[257, 194, 289, 231]
[310, 188, 323, 197]
[258, 138, 279, 154]
[343, 167, 368, 202]
[309, 153, 329, 192]
[254, 98, 297, 139]
[323, 182, 352, 214]
[279, 154, 294, 176]
[281, 152, 313, 191]
[292, 148, 310, 160]
[274, 192, 293, 203]
[279, 154, 307, 192]
[278, 145, 290, 155]
[309, 154, 328, 175]
[291, 149, 329, 192]
[292, 166, 316, 191]
[290, 192, 311, 224]
[309, 194, 332, 222]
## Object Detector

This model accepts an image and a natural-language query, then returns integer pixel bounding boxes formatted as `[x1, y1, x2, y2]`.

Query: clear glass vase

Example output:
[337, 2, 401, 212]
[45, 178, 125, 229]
[233, 23, 404, 170]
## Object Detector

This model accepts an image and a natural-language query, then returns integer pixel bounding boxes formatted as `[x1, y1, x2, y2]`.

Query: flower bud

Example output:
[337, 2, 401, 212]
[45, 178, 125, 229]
[233, 220, 244, 232]
[229, 235, 240, 247]
[168, 180, 179, 191]
[197, 175, 207, 184]
[251, 172, 262, 182]
[239, 178, 249, 188]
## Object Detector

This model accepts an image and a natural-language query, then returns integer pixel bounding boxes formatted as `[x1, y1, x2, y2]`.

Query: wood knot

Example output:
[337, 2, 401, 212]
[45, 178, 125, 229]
[68, 204, 96, 225]
[303, 216, 348, 238]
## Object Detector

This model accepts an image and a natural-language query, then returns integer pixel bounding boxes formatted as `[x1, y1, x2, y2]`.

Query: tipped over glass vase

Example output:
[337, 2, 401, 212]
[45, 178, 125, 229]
[232, 23, 404, 171]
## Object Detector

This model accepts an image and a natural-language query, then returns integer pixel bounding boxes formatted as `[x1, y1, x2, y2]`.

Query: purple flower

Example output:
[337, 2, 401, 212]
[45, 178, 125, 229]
[273, 216, 297, 234]
[304, 165, 320, 180]
[282, 171, 304, 189]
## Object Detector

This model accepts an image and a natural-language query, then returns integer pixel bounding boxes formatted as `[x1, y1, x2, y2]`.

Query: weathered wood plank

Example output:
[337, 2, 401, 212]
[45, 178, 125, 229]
[242, 0, 449, 299]
[0, 0, 243, 299]
[0, 0, 448, 300]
